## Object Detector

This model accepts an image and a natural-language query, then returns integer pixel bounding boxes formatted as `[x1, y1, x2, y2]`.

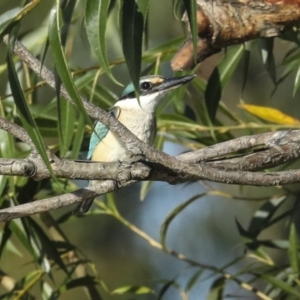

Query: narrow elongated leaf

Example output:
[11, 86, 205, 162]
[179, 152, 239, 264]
[205, 45, 244, 121]
[60, 0, 77, 46]
[70, 114, 85, 159]
[235, 218, 252, 239]
[7, 38, 53, 174]
[33, 71, 98, 119]
[240, 104, 300, 125]
[260, 273, 300, 297]
[293, 65, 300, 95]
[160, 194, 205, 248]
[14, 270, 45, 300]
[0, 1, 41, 36]
[86, 80, 117, 108]
[144, 37, 184, 62]
[64, 276, 98, 290]
[257, 38, 276, 85]
[9, 219, 34, 256]
[27, 217, 69, 275]
[58, 98, 75, 156]
[112, 285, 154, 295]
[85, 0, 118, 83]
[247, 196, 286, 238]
[120, 0, 144, 93]
[48, 6, 93, 130]
[158, 280, 179, 300]
[241, 41, 252, 94]
[57, 0, 77, 157]
[137, 0, 149, 48]
[288, 224, 300, 274]
[183, 0, 198, 62]
[207, 277, 225, 300]
[0, 110, 15, 200]
[0, 222, 12, 259]
[137, 0, 149, 22]
[185, 269, 204, 292]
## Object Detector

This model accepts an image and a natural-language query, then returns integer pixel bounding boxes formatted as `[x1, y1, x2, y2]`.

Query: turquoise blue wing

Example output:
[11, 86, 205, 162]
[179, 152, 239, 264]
[87, 107, 120, 160]
[87, 121, 109, 159]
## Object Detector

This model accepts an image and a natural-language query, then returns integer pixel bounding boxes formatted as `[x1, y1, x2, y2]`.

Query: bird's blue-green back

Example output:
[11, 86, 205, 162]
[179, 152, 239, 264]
[87, 107, 120, 160]
[87, 121, 109, 159]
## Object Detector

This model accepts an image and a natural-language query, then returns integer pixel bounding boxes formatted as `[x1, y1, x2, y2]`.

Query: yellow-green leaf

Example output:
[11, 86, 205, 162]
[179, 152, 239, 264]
[240, 104, 300, 125]
[111, 285, 154, 295]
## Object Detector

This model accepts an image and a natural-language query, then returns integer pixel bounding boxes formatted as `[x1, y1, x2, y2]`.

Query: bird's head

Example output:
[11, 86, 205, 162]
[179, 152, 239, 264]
[115, 74, 195, 112]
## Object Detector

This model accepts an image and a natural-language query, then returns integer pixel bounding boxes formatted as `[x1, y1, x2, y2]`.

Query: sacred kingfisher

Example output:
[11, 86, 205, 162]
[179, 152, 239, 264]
[74, 74, 195, 214]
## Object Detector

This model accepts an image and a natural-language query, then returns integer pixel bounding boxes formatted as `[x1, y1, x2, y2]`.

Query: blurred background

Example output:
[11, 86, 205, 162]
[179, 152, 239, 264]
[0, 1, 300, 299]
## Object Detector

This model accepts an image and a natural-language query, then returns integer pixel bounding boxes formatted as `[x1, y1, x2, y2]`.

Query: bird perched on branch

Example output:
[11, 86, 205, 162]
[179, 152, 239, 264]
[74, 74, 195, 214]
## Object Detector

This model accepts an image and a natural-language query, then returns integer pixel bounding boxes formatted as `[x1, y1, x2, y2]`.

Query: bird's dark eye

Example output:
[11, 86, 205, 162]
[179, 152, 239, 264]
[140, 81, 152, 91]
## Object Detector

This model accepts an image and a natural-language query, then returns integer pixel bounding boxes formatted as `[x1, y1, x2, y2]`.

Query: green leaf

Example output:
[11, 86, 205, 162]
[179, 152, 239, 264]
[58, 98, 75, 157]
[87, 83, 117, 108]
[0, 222, 12, 259]
[158, 280, 179, 300]
[70, 114, 85, 159]
[241, 41, 252, 94]
[160, 194, 205, 248]
[56, 0, 77, 157]
[293, 65, 300, 96]
[9, 219, 35, 257]
[205, 45, 244, 121]
[62, 276, 98, 290]
[137, 0, 149, 48]
[0, 228, 23, 257]
[26, 217, 69, 275]
[85, 0, 118, 83]
[137, 0, 149, 21]
[144, 36, 184, 61]
[0, 1, 41, 36]
[13, 269, 45, 300]
[247, 196, 286, 238]
[185, 269, 204, 292]
[288, 223, 300, 274]
[260, 273, 300, 297]
[7, 36, 53, 175]
[0, 110, 15, 199]
[183, 0, 198, 62]
[207, 277, 225, 300]
[48, 5, 93, 132]
[120, 0, 144, 93]
[257, 38, 276, 85]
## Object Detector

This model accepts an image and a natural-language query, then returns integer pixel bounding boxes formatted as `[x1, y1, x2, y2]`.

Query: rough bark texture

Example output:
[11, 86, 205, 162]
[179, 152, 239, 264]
[172, 0, 300, 70]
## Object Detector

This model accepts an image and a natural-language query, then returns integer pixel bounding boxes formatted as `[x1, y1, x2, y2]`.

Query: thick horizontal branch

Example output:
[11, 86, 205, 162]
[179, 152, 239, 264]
[177, 130, 300, 162]
[172, 0, 300, 70]
[0, 129, 299, 184]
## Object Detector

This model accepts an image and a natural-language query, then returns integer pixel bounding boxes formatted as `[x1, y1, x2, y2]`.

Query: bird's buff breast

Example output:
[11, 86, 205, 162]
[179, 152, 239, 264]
[91, 110, 155, 162]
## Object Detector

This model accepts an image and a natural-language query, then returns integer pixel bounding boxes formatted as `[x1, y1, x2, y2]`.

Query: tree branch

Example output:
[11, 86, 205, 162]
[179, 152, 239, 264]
[2, 36, 300, 221]
[0, 117, 34, 147]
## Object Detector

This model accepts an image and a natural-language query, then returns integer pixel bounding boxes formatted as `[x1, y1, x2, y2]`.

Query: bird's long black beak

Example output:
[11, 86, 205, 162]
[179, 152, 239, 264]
[156, 74, 196, 92]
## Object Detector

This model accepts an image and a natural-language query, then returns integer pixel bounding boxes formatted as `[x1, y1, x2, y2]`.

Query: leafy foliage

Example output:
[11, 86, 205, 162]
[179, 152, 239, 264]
[0, 1, 300, 299]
